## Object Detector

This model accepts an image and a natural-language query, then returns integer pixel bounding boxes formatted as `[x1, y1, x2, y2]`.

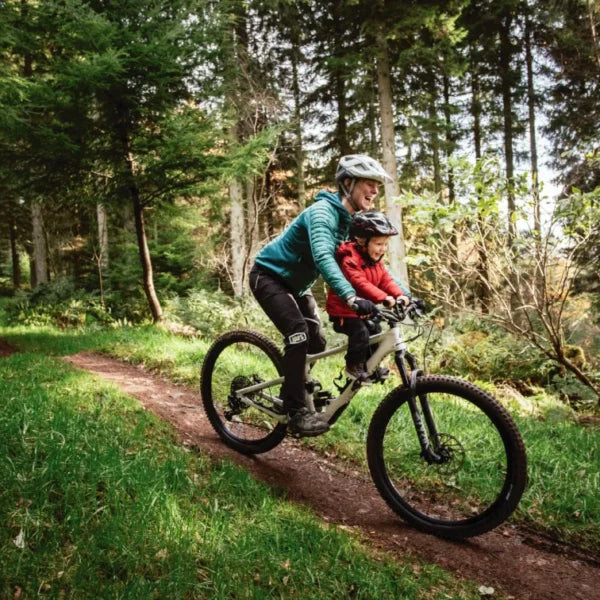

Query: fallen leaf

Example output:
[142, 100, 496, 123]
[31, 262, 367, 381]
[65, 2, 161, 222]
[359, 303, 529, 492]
[13, 530, 25, 549]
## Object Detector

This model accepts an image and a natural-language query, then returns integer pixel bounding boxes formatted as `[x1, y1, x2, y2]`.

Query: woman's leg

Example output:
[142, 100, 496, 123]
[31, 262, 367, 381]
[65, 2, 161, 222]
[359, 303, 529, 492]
[250, 267, 308, 411]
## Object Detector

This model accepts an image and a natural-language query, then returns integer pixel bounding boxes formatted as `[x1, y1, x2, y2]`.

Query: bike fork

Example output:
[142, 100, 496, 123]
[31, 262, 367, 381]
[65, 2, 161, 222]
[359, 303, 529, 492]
[394, 350, 443, 464]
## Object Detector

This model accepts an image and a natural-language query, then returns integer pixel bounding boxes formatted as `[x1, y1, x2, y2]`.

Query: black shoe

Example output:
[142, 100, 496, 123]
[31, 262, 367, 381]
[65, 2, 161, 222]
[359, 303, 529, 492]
[345, 363, 369, 381]
[288, 407, 329, 437]
[367, 366, 390, 381]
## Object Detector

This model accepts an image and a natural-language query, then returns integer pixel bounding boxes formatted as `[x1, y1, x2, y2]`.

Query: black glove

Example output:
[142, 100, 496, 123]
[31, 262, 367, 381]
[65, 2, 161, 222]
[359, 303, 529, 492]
[350, 297, 377, 316]
[412, 297, 426, 312]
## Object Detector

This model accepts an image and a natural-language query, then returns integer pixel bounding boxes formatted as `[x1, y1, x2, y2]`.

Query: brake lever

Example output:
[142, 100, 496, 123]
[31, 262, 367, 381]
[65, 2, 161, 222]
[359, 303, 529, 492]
[394, 303, 407, 321]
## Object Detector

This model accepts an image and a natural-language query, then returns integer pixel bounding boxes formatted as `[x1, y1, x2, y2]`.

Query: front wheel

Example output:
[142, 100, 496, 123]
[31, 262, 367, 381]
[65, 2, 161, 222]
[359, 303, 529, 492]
[201, 329, 288, 455]
[367, 375, 527, 539]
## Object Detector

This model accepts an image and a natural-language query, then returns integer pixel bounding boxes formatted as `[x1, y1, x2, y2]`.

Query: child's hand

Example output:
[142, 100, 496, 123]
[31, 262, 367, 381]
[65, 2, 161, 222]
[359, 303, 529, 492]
[396, 295, 411, 307]
[383, 296, 396, 308]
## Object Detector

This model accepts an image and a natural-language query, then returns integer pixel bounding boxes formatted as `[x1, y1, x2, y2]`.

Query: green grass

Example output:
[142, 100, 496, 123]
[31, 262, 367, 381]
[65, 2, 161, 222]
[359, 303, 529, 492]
[2, 320, 600, 553]
[0, 350, 482, 599]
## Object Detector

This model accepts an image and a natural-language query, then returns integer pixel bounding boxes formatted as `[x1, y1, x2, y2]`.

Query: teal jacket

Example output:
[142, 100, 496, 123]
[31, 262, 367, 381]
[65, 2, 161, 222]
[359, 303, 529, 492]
[254, 191, 355, 299]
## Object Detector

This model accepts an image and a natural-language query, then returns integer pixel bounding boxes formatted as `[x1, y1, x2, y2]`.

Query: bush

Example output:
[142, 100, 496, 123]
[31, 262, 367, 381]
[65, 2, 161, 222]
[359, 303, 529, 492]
[431, 315, 600, 410]
[3, 279, 116, 328]
[432, 316, 555, 388]
[163, 288, 279, 337]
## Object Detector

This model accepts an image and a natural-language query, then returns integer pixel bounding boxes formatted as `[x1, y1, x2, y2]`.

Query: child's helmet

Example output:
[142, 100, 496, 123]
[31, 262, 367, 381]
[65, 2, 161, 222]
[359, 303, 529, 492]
[350, 211, 398, 239]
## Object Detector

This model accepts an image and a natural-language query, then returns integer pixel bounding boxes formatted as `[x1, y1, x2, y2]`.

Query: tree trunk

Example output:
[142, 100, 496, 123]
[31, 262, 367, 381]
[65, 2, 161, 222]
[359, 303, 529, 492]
[442, 70, 459, 301]
[119, 125, 163, 322]
[131, 192, 162, 322]
[525, 6, 544, 296]
[428, 71, 442, 196]
[226, 2, 250, 297]
[290, 29, 306, 207]
[245, 175, 258, 278]
[334, 70, 351, 156]
[97, 202, 109, 271]
[367, 68, 381, 211]
[375, 26, 409, 288]
[31, 199, 48, 286]
[9, 210, 21, 289]
[525, 9, 540, 237]
[470, 59, 490, 313]
[442, 72, 456, 205]
[586, 0, 600, 72]
[499, 11, 521, 317]
[230, 176, 247, 297]
[332, 0, 351, 156]
[499, 13, 517, 247]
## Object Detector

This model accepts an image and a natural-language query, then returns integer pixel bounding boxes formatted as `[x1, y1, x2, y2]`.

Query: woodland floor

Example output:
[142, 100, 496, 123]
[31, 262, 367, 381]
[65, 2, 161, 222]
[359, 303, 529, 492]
[4, 342, 599, 599]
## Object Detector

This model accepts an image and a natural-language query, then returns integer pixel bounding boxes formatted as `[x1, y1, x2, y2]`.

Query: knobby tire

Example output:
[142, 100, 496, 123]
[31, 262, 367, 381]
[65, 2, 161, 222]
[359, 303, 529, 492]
[201, 329, 287, 455]
[367, 375, 527, 539]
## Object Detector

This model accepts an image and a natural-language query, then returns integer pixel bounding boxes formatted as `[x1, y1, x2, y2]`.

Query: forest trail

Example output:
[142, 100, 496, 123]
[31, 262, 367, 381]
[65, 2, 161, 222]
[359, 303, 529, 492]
[58, 351, 599, 600]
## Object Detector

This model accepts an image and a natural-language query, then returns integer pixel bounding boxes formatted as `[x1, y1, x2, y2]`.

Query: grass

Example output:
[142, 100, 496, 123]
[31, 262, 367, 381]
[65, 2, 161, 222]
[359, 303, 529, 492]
[0, 349, 483, 599]
[2, 319, 600, 552]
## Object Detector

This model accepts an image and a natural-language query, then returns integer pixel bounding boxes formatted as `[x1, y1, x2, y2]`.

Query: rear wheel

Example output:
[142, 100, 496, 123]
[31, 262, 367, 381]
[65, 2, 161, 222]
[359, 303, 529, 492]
[201, 329, 287, 454]
[367, 375, 527, 539]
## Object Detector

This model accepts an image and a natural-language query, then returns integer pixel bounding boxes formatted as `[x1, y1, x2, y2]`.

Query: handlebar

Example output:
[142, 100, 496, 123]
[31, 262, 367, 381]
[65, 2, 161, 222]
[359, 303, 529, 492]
[371, 299, 425, 324]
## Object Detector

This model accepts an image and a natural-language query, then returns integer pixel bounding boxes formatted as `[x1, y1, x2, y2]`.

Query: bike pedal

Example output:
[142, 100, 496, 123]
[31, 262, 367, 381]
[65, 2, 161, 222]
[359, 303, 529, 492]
[288, 426, 329, 439]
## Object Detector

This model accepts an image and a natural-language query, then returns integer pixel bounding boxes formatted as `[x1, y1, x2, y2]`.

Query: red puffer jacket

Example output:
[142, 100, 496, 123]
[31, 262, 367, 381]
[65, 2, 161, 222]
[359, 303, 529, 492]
[325, 241, 405, 318]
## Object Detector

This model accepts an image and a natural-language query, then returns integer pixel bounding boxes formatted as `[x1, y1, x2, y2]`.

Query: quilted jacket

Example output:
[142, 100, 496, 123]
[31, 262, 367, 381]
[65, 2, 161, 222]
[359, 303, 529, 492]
[326, 241, 405, 318]
[254, 191, 355, 299]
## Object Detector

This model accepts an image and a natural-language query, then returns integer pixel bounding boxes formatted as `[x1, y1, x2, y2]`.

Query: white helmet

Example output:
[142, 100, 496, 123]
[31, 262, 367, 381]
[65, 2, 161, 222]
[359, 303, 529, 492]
[335, 154, 392, 186]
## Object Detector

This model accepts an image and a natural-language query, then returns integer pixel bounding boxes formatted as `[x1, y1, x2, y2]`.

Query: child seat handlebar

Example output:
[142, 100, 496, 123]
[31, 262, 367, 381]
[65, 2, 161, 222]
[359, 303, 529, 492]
[373, 298, 425, 324]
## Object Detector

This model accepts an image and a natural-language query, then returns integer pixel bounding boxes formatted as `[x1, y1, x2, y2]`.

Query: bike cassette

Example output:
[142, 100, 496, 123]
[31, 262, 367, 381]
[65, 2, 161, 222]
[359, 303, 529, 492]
[226, 375, 253, 417]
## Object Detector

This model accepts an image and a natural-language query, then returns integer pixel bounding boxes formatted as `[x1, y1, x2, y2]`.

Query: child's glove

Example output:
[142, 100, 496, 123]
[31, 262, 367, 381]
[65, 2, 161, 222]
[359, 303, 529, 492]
[411, 297, 426, 313]
[347, 296, 377, 316]
[383, 296, 396, 308]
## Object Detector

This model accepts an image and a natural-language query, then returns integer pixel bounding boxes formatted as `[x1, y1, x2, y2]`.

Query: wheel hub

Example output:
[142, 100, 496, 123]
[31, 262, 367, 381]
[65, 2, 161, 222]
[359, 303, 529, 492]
[432, 433, 465, 475]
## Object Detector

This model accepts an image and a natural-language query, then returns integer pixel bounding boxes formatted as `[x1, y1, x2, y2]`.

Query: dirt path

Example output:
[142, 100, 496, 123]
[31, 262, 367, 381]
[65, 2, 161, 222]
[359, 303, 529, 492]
[0, 339, 17, 357]
[54, 352, 598, 599]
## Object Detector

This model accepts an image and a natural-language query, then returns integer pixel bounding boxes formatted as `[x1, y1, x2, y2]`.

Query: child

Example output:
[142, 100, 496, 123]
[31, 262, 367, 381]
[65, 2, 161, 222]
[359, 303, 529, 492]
[326, 211, 408, 381]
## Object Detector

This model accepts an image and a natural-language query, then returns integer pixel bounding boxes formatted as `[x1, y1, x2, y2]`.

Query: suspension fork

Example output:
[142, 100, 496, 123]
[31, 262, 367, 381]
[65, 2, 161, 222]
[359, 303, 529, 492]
[394, 350, 443, 463]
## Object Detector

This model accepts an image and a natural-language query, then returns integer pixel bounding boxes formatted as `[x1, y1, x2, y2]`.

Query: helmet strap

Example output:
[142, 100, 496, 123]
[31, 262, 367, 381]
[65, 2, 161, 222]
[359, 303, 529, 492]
[341, 178, 360, 212]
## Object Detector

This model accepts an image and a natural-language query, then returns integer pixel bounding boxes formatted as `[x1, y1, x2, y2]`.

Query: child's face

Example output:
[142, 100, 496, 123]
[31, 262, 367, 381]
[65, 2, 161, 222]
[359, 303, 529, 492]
[366, 236, 389, 261]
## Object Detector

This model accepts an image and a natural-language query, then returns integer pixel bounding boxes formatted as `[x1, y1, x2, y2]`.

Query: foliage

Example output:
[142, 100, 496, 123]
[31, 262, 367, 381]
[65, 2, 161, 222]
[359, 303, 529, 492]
[2, 280, 115, 328]
[431, 315, 554, 385]
[404, 157, 600, 404]
[164, 288, 279, 338]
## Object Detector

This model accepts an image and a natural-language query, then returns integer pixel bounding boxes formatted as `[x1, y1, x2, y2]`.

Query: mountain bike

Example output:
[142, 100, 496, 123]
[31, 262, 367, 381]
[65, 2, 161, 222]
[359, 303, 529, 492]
[200, 300, 527, 539]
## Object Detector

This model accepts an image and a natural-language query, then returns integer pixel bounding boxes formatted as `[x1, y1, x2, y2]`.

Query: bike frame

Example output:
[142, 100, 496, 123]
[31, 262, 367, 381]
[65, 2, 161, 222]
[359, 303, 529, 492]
[231, 320, 409, 424]
[231, 309, 446, 462]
